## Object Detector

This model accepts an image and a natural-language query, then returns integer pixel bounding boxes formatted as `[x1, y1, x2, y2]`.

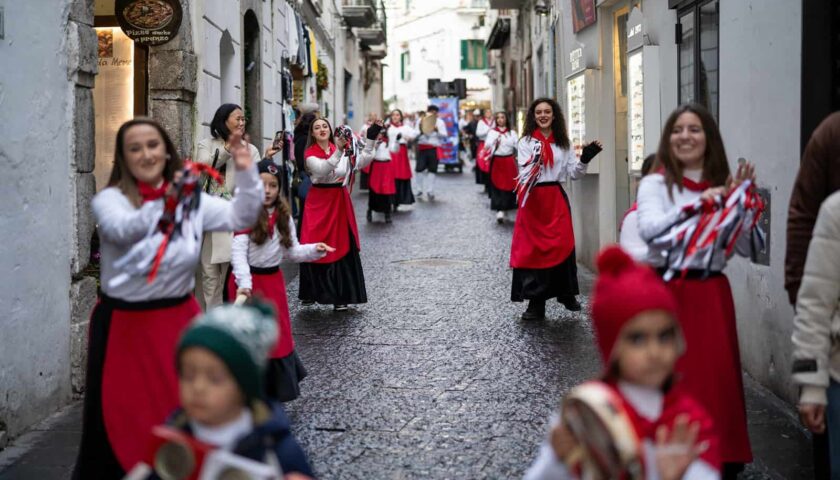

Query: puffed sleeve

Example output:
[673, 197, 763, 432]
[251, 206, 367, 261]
[201, 162, 263, 232]
[517, 137, 534, 168]
[281, 218, 326, 263]
[483, 130, 499, 153]
[636, 174, 684, 242]
[230, 232, 252, 290]
[355, 139, 376, 170]
[305, 148, 343, 177]
[566, 148, 588, 180]
[92, 188, 163, 246]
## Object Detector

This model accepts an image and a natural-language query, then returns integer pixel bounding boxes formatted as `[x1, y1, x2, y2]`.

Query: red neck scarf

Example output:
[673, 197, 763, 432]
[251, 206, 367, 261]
[481, 118, 493, 126]
[494, 126, 508, 134]
[532, 130, 555, 168]
[391, 122, 403, 128]
[655, 167, 712, 192]
[138, 181, 168, 203]
[266, 207, 279, 238]
[304, 142, 337, 160]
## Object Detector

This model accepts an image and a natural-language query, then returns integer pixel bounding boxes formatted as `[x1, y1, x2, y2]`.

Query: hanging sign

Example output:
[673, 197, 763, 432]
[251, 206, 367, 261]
[627, 7, 644, 52]
[116, 0, 183, 46]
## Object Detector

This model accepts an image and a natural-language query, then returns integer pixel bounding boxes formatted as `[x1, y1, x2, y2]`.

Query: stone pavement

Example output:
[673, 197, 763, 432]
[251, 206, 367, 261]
[0, 170, 814, 479]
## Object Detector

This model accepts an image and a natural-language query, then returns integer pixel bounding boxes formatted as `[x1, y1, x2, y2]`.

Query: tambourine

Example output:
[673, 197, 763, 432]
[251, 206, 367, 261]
[562, 381, 644, 480]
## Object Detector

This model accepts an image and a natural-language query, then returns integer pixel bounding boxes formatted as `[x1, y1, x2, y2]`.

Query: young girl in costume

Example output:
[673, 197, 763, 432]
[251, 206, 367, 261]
[298, 117, 379, 311]
[482, 111, 519, 223]
[525, 246, 721, 480]
[388, 109, 416, 209]
[228, 159, 334, 402]
[510, 98, 602, 320]
[636, 103, 756, 476]
[73, 118, 262, 479]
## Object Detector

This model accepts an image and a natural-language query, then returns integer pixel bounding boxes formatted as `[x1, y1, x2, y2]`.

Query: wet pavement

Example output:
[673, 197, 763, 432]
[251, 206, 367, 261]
[0, 170, 814, 479]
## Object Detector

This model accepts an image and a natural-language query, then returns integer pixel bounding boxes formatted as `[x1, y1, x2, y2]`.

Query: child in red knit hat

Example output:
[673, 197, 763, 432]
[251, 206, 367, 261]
[524, 246, 722, 480]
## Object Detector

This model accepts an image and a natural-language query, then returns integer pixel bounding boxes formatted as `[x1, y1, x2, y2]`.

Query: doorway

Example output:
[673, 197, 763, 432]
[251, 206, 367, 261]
[612, 6, 630, 229]
[243, 10, 262, 146]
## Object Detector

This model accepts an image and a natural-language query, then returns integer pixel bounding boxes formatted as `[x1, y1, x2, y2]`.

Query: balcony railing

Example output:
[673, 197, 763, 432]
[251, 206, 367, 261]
[358, 0, 387, 47]
[342, 0, 376, 28]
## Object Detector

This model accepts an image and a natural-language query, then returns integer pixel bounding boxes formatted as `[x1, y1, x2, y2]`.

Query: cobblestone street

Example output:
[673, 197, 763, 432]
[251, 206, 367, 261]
[0, 171, 815, 479]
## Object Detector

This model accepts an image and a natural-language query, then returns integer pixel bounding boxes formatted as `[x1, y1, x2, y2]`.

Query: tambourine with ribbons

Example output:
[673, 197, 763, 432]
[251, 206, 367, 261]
[514, 141, 543, 207]
[650, 179, 766, 281]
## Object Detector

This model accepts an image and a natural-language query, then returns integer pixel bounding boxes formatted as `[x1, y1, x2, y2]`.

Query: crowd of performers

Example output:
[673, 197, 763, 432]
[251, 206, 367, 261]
[70, 94, 769, 479]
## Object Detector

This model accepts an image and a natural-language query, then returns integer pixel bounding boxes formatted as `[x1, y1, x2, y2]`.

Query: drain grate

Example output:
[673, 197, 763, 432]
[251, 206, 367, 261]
[393, 258, 473, 267]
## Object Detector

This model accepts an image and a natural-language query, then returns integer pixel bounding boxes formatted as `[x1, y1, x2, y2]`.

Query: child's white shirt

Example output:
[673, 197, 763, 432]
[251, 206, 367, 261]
[190, 409, 253, 451]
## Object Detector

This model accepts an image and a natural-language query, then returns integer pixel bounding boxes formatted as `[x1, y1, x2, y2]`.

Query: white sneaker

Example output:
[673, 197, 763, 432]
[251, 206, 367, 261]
[496, 211, 505, 224]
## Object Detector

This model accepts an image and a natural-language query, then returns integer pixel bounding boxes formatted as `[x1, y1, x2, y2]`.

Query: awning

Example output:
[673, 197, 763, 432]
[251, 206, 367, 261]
[486, 18, 510, 50]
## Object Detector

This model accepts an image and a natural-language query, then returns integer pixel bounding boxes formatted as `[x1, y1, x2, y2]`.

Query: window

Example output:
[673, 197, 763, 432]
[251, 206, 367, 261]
[400, 51, 410, 81]
[460, 39, 488, 70]
[677, 0, 719, 118]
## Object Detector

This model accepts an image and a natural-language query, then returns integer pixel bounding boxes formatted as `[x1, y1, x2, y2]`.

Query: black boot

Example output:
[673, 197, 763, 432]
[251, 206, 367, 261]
[385, 211, 392, 224]
[521, 299, 546, 321]
[366, 209, 372, 222]
[559, 295, 582, 312]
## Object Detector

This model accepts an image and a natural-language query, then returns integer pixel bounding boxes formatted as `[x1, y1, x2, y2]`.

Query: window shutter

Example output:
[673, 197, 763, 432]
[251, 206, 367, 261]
[461, 40, 468, 70]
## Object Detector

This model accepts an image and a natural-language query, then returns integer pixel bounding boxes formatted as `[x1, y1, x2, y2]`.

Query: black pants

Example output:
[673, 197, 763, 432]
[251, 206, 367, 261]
[415, 148, 439, 173]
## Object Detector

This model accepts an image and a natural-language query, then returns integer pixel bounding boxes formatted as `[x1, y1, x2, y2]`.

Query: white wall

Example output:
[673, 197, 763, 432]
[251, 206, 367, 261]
[384, 3, 491, 114]
[718, 0, 802, 402]
[0, 1, 74, 435]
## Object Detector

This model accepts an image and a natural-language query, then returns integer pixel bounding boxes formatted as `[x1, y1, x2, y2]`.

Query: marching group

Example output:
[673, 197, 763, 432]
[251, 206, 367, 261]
[64, 89, 840, 480]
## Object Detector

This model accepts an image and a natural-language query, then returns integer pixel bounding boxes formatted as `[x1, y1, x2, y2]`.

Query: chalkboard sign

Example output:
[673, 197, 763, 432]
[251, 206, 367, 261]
[116, 0, 183, 46]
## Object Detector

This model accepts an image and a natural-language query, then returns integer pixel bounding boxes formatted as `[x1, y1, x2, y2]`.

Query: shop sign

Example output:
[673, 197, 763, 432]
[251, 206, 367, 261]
[116, 0, 183, 46]
[627, 7, 644, 52]
[568, 47, 585, 75]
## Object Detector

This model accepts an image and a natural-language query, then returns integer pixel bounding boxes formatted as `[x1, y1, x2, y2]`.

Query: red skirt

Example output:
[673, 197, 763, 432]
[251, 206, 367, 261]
[510, 182, 575, 269]
[668, 274, 752, 464]
[227, 266, 294, 358]
[92, 294, 200, 472]
[301, 184, 360, 264]
[391, 145, 412, 180]
[489, 154, 517, 191]
[476, 141, 490, 173]
[369, 160, 396, 195]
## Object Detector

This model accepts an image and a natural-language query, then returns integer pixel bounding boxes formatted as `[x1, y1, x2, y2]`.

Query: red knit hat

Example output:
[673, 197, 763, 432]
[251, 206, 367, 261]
[591, 246, 680, 364]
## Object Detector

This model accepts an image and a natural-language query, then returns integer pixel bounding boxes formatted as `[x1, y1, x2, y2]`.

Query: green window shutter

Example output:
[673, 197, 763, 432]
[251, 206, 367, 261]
[461, 40, 468, 70]
[480, 42, 487, 69]
[400, 53, 405, 80]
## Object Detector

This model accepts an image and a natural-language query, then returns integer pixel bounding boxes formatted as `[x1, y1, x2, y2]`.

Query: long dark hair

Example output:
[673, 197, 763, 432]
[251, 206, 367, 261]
[210, 103, 243, 141]
[108, 118, 183, 207]
[655, 103, 730, 196]
[306, 117, 335, 149]
[294, 112, 317, 138]
[494, 111, 510, 129]
[523, 98, 570, 149]
[390, 109, 404, 123]
[251, 193, 293, 248]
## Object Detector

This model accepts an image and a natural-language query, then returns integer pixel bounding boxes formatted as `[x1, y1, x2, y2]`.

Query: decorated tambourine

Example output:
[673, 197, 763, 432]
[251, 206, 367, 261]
[562, 381, 644, 480]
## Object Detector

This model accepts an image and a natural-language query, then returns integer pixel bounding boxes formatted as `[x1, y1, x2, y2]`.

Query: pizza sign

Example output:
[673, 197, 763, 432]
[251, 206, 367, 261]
[116, 0, 183, 46]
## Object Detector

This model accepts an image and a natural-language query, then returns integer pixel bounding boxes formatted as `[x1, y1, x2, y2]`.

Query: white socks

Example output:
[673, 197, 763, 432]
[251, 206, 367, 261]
[425, 171, 436, 195]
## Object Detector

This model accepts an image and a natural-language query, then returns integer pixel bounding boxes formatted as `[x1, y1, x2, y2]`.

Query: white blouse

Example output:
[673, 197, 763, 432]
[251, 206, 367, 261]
[475, 119, 494, 141]
[305, 139, 375, 184]
[230, 216, 325, 290]
[93, 163, 263, 302]
[373, 138, 392, 161]
[636, 171, 753, 271]
[517, 136, 588, 183]
[483, 129, 519, 157]
[387, 124, 415, 149]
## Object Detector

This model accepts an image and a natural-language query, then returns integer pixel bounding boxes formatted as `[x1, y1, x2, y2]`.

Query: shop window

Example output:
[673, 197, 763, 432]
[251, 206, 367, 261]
[676, 0, 719, 119]
[460, 39, 488, 70]
[400, 51, 411, 81]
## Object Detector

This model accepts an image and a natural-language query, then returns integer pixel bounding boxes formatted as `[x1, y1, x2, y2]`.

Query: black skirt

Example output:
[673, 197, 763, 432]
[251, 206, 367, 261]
[299, 232, 367, 305]
[369, 191, 395, 213]
[490, 184, 518, 211]
[265, 350, 308, 402]
[511, 249, 580, 302]
[395, 179, 415, 205]
[475, 168, 488, 185]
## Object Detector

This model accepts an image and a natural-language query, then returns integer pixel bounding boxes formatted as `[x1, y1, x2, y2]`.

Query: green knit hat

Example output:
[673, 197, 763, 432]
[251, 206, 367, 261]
[177, 302, 278, 400]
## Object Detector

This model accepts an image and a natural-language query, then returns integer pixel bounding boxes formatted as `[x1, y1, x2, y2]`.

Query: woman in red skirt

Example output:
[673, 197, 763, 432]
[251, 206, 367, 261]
[73, 118, 262, 479]
[510, 98, 601, 321]
[388, 109, 416, 208]
[367, 123, 397, 223]
[482, 111, 519, 224]
[298, 117, 379, 311]
[228, 158, 334, 401]
[636, 103, 757, 477]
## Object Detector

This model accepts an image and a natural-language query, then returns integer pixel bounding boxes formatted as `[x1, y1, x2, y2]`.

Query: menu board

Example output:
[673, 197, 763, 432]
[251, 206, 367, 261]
[567, 73, 586, 160]
[94, 27, 134, 191]
[628, 50, 644, 173]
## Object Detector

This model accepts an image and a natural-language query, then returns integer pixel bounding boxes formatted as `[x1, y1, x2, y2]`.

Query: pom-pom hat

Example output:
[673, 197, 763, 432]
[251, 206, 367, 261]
[177, 302, 278, 400]
[257, 158, 281, 182]
[590, 246, 681, 365]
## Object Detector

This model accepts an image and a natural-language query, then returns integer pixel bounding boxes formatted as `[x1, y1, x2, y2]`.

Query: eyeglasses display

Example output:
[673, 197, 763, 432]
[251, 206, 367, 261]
[627, 51, 644, 173]
[567, 74, 586, 160]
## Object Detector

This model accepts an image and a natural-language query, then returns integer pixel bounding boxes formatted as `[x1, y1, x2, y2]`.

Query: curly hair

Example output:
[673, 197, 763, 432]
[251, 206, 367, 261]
[522, 98, 570, 150]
